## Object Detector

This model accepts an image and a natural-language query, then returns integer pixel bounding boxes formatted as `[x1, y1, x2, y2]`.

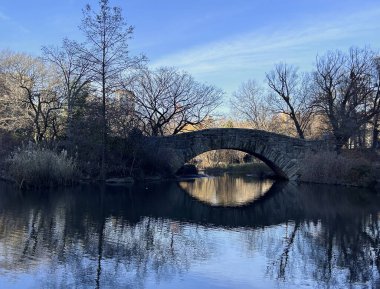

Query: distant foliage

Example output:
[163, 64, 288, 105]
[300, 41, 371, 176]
[300, 151, 375, 187]
[7, 145, 77, 189]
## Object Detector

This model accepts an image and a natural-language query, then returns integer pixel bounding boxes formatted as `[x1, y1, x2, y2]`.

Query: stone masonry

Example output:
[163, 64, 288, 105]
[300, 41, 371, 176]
[145, 128, 329, 180]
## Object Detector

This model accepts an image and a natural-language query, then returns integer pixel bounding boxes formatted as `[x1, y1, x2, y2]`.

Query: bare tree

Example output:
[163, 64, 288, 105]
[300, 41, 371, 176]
[266, 63, 314, 139]
[312, 47, 380, 150]
[0, 67, 8, 96]
[0, 51, 31, 135]
[127, 67, 223, 136]
[78, 0, 145, 178]
[370, 56, 380, 148]
[230, 80, 274, 130]
[42, 39, 92, 141]
[0, 51, 63, 142]
[108, 90, 138, 138]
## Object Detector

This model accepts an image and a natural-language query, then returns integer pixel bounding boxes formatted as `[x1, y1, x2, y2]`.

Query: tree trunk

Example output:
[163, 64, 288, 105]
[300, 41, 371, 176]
[100, 35, 107, 180]
[66, 92, 73, 145]
[293, 117, 305, 139]
[334, 134, 350, 153]
[101, 73, 106, 180]
[372, 115, 379, 149]
[289, 109, 304, 139]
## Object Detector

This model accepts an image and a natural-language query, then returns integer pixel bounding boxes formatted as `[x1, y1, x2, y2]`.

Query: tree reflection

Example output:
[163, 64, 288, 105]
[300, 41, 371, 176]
[0, 183, 214, 288]
[241, 184, 380, 287]
[0, 180, 378, 288]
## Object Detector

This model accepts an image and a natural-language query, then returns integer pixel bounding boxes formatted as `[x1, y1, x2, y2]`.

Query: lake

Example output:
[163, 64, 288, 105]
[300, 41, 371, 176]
[0, 175, 379, 289]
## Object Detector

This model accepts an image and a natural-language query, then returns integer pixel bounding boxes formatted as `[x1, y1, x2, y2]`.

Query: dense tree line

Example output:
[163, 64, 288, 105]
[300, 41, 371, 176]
[231, 47, 380, 150]
[0, 0, 223, 178]
[0, 0, 379, 180]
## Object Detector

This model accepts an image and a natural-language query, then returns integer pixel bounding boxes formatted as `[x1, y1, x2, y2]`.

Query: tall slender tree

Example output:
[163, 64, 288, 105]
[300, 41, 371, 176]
[78, 0, 145, 179]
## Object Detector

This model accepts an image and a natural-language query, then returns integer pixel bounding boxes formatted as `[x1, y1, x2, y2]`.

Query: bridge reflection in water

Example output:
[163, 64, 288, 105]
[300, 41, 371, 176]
[0, 177, 378, 288]
[179, 175, 274, 206]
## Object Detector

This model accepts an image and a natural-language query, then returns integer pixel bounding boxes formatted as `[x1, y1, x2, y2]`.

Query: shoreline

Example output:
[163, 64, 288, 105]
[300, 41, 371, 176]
[1, 162, 379, 192]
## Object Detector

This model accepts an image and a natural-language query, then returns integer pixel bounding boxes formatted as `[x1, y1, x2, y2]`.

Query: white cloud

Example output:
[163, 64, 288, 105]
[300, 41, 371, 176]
[151, 7, 380, 96]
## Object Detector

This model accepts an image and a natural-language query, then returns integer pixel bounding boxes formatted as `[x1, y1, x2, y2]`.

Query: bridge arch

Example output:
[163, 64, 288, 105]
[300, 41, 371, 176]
[179, 146, 289, 178]
[148, 128, 321, 180]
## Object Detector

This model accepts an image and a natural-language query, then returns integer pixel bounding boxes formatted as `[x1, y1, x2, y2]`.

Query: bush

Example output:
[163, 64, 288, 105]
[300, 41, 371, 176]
[138, 146, 182, 177]
[176, 164, 198, 176]
[7, 145, 77, 188]
[300, 151, 375, 187]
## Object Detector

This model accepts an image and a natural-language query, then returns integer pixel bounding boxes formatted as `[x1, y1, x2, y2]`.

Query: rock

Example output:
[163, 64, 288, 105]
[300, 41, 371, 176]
[375, 180, 380, 193]
[143, 176, 162, 182]
[105, 177, 134, 184]
[176, 173, 208, 180]
[176, 164, 198, 176]
[0, 174, 15, 183]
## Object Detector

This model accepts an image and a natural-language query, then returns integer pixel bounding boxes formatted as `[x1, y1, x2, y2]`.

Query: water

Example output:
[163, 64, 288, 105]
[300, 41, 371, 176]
[0, 175, 379, 289]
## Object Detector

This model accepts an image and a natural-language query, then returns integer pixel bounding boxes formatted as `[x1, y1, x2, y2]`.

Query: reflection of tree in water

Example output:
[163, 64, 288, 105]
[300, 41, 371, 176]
[0, 184, 213, 289]
[179, 175, 274, 206]
[304, 214, 379, 287]
[241, 184, 380, 288]
[0, 180, 379, 288]
[51, 217, 210, 289]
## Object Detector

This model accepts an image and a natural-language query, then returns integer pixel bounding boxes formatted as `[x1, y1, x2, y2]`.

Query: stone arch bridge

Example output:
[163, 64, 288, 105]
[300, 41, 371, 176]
[144, 128, 329, 180]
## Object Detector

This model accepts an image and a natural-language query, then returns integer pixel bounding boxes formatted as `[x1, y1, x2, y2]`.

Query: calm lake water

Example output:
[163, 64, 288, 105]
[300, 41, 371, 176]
[0, 175, 379, 289]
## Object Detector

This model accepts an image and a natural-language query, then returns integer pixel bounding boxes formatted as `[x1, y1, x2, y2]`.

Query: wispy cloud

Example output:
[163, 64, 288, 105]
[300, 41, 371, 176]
[0, 10, 10, 21]
[0, 9, 30, 34]
[151, 7, 380, 94]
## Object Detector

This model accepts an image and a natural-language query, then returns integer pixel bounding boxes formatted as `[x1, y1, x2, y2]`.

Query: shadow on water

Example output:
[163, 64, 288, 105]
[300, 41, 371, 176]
[0, 177, 379, 288]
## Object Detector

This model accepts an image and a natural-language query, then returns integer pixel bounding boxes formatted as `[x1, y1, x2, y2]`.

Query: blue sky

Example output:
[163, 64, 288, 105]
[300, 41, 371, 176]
[1, 0, 380, 97]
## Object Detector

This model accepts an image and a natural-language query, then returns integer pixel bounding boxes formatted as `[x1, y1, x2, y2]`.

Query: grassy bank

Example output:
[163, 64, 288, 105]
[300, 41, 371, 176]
[6, 146, 78, 189]
[299, 150, 379, 189]
[201, 150, 380, 190]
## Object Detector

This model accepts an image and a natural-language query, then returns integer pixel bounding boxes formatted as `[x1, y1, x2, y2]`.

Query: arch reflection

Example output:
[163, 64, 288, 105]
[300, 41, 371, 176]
[179, 175, 274, 207]
[0, 179, 379, 288]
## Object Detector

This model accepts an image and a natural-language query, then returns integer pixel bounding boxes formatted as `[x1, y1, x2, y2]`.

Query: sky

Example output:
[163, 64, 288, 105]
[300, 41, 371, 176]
[1, 0, 380, 100]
